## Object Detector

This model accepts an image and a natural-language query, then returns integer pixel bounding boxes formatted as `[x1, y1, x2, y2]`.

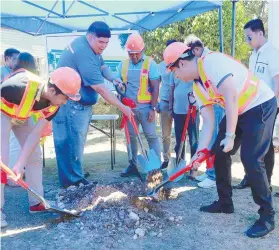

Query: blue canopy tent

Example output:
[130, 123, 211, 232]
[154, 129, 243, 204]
[1, 0, 226, 52]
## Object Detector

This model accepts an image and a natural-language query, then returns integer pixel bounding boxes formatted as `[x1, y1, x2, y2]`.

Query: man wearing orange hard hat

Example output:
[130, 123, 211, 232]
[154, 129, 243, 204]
[116, 33, 161, 177]
[163, 42, 276, 238]
[0, 66, 81, 222]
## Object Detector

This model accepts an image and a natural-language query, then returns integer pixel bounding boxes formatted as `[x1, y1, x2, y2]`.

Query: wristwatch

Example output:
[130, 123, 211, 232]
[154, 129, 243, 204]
[151, 105, 156, 111]
[225, 132, 236, 139]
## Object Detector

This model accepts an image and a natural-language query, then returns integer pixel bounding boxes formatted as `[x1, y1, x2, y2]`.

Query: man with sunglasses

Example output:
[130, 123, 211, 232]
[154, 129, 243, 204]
[234, 19, 279, 195]
[116, 33, 161, 177]
[163, 42, 276, 238]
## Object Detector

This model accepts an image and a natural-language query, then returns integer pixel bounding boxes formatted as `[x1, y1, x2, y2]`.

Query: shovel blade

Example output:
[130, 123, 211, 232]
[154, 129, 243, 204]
[137, 154, 147, 173]
[144, 149, 161, 173]
[167, 157, 186, 182]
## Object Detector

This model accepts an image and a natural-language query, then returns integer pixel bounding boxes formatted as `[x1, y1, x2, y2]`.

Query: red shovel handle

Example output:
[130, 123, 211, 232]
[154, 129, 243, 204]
[169, 149, 213, 181]
[0, 160, 29, 190]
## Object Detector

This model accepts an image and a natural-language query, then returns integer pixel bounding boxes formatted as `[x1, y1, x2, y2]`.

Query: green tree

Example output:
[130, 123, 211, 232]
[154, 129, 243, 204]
[141, 0, 268, 64]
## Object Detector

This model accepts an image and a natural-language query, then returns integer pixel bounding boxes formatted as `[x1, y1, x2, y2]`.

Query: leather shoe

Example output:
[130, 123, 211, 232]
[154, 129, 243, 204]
[233, 176, 250, 189]
[200, 200, 234, 214]
[160, 161, 169, 170]
[246, 218, 275, 238]
[120, 162, 142, 181]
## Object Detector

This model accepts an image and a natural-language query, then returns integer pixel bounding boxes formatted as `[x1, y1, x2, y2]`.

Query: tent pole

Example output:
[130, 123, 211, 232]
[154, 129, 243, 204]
[231, 0, 237, 57]
[218, 6, 224, 52]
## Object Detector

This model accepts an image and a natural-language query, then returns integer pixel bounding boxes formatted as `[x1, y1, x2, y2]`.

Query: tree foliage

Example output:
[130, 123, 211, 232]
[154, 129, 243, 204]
[138, 0, 268, 64]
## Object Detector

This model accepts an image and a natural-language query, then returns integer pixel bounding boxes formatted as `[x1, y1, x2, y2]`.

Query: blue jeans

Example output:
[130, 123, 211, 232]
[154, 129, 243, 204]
[206, 105, 225, 181]
[173, 112, 200, 160]
[52, 100, 92, 187]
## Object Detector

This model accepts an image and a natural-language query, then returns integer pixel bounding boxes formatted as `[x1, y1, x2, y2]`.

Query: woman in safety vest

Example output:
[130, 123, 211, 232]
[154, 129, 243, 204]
[163, 42, 277, 238]
[1, 65, 81, 228]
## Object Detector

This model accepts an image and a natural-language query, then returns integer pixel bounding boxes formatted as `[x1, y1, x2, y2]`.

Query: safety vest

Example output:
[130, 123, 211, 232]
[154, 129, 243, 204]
[193, 52, 259, 114]
[121, 56, 152, 103]
[0, 69, 58, 120]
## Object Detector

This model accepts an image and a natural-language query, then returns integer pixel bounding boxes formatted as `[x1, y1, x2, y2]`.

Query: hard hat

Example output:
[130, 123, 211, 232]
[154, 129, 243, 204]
[50, 67, 81, 101]
[126, 33, 145, 53]
[163, 42, 192, 68]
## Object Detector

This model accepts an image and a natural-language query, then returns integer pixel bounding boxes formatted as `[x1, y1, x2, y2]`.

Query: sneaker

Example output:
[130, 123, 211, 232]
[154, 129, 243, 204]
[160, 161, 169, 170]
[246, 218, 275, 238]
[1, 210, 8, 228]
[200, 200, 234, 214]
[195, 173, 208, 182]
[29, 203, 47, 213]
[198, 178, 216, 188]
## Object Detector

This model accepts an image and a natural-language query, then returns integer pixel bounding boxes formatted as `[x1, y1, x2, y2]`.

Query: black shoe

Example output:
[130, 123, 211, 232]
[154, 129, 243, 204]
[200, 200, 234, 214]
[233, 176, 250, 189]
[120, 162, 143, 181]
[74, 178, 89, 186]
[246, 218, 275, 238]
[160, 161, 169, 170]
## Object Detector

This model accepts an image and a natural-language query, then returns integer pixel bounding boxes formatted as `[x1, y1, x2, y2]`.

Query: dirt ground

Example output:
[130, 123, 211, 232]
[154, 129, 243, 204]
[1, 128, 279, 250]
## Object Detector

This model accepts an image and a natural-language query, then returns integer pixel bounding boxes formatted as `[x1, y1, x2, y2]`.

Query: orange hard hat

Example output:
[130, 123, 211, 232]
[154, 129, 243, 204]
[163, 42, 192, 68]
[126, 33, 145, 53]
[50, 67, 81, 101]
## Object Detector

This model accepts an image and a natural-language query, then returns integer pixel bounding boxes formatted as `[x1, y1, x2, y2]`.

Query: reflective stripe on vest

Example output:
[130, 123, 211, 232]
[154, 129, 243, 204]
[195, 52, 259, 114]
[121, 56, 152, 103]
[0, 69, 58, 120]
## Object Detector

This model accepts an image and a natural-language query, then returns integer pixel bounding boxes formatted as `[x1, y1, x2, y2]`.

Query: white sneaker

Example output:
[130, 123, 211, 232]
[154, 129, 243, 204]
[1, 211, 8, 228]
[195, 173, 208, 182]
[197, 178, 216, 189]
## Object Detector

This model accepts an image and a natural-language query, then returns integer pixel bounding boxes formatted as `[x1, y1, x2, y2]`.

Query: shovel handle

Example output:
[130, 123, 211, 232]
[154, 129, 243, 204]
[0, 160, 29, 190]
[130, 116, 148, 160]
[169, 149, 213, 182]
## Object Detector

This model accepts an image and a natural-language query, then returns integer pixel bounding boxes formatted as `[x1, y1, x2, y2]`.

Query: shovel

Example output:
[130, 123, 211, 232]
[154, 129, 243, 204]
[148, 149, 214, 198]
[115, 83, 161, 173]
[0, 160, 80, 217]
[167, 92, 197, 182]
[120, 115, 143, 182]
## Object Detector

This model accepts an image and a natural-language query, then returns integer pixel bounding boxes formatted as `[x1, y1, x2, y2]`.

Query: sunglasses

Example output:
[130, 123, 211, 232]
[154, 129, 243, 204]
[246, 36, 252, 43]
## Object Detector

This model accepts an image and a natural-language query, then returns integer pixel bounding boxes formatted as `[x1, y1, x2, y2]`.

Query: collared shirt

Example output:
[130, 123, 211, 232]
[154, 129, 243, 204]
[170, 73, 194, 114]
[1, 65, 12, 82]
[201, 47, 212, 57]
[193, 52, 274, 113]
[158, 61, 172, 102]
[58, 36, 105, 106]
[249, 41, 279, 106]
[116, 55, 160, 109]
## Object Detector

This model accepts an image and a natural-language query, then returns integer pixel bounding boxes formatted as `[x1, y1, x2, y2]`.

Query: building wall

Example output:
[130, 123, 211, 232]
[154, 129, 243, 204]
[0, 27, 48, 78]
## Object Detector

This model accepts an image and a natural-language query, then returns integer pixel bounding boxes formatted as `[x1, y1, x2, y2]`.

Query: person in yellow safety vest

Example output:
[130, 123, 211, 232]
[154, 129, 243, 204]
[163, 42, 277, 238]
[0, 66, 81, 228]
[116, 33, 161, 177]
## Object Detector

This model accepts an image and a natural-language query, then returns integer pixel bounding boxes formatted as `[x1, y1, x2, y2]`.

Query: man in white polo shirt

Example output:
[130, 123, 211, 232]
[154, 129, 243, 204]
[234, 19, 279, 195]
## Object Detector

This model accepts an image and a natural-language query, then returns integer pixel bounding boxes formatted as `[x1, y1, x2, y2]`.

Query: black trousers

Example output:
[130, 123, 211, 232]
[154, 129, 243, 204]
[212, 98, 277, 218]
[243, 108, 279, 184]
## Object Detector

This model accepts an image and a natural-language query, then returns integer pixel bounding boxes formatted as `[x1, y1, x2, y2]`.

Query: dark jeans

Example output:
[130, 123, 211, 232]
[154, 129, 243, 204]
[173, 112, 200, 161]
[212, 97, 277, 218]
[243, 108, 279, 185]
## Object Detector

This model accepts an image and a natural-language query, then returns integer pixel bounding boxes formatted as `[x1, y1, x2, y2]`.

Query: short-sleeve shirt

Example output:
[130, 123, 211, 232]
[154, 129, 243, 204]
[193, 52, 274, 113]
[1, 72, 59, 121]
[170, 73, 194, 114]
[158, 61, 172, 101]
[116, 55, 160, 110]
[249, 41, 279, 106]
[57, 36, 105, 106]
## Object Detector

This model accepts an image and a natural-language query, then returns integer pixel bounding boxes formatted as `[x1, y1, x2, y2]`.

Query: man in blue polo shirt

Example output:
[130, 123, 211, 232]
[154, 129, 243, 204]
[53, 21, 133, 188]
[116, 33, 161, 177]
